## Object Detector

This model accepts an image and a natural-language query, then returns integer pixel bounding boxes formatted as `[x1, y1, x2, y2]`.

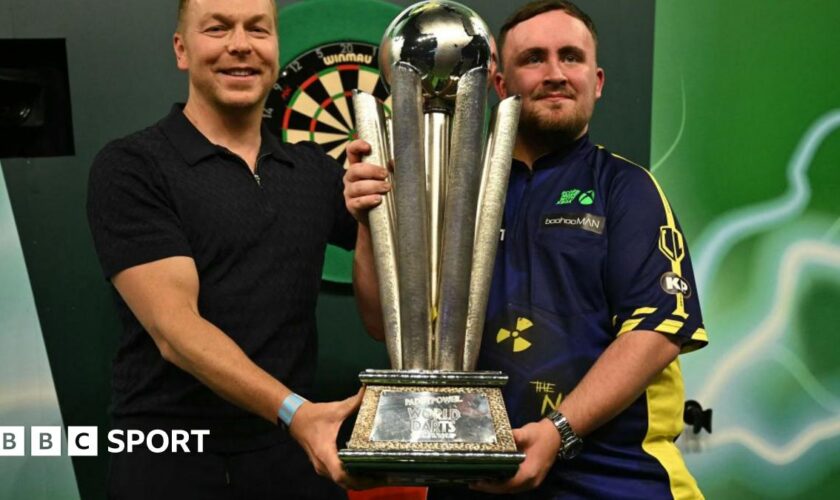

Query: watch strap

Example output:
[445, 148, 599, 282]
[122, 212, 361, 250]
[547, 410, 583, 459]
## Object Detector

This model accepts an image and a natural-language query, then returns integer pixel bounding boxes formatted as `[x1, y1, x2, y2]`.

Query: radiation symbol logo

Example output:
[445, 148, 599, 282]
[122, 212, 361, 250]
[496, 317, 534, 352]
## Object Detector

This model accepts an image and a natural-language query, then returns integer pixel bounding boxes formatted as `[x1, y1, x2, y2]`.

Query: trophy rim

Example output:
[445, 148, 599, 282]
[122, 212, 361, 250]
[359, 369, 509, 387]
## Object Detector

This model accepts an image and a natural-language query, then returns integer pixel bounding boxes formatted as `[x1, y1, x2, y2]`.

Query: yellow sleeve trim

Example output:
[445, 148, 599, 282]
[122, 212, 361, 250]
[632, 306, 658, 316]
[618, 317, 644, 336]
[617, 306, 660, 335]
[655, 318, 685, 335]
[691, 327, 709, 342]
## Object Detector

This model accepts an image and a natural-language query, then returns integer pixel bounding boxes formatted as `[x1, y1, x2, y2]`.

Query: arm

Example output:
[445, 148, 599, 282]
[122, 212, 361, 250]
[352, 223, 384, 340]
[345, 139, 391, 341]
[557, 330, 680, 437]
[474, 330, 680, 494]
[113, 256, 287, 422]
[112, 256, 364, 488]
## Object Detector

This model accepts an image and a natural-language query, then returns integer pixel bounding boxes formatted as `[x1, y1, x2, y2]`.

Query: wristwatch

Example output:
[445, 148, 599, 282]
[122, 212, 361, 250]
[546, 410, 583, 459]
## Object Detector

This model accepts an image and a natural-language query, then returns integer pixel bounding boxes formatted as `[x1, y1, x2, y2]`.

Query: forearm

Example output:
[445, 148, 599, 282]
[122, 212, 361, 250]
[152, 311, 289, 424]
[154, 308, 366, 489]
[470, 333, 679, 495]
[558, 330, 681, 437]
[352, 222, 385, 340]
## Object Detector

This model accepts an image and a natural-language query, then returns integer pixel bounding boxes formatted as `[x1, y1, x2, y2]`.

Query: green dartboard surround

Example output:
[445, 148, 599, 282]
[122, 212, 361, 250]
[269, 0, 401, 284]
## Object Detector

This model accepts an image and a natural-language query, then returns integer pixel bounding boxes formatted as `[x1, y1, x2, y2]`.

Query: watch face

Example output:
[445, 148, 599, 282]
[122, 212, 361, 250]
[264, 42, 392, 167]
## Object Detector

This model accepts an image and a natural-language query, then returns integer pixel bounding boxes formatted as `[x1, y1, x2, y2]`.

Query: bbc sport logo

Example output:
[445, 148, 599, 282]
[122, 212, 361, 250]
[0, 426, 209, 456]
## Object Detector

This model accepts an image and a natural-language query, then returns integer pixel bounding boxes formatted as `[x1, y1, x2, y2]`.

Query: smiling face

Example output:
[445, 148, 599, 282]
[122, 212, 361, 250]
[496, 9, 604, 144]
[174, 0, 279, 114]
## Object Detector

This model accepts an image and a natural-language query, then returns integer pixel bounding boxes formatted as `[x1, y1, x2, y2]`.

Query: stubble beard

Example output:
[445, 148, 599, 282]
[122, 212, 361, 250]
[518, 99, 591, 150]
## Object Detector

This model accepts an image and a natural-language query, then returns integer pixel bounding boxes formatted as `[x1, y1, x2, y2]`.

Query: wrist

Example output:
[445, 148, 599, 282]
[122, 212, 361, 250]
[546, 409, 583, 460]
[539, 417, 563, 453]
[277, 392, 308, 428]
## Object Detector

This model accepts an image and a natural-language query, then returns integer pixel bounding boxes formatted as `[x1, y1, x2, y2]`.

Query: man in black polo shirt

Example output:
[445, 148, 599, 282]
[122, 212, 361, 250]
[86, 0, 373, 498]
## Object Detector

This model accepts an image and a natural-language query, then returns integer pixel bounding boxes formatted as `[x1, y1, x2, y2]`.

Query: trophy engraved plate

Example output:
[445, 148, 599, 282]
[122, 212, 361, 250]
[369, 391, 495, 444]
[339, 0, 524, 484]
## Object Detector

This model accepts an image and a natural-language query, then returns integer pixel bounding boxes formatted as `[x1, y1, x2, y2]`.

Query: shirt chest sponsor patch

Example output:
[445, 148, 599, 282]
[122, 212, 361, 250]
[542, 212, 606, 235]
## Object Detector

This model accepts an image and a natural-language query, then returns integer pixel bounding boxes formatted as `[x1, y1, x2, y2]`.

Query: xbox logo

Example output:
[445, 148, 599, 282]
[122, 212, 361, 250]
[578, 190, 595, 206]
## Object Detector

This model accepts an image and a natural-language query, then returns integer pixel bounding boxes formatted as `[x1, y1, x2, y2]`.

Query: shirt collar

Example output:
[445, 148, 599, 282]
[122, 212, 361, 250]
[160, 104, 294, 167]
[259, 121, 295, 165]
[512, 133, 592, 172]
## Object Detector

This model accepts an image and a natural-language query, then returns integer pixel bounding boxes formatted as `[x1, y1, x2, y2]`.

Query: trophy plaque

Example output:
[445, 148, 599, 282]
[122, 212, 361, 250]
[339, 0, 524, 484]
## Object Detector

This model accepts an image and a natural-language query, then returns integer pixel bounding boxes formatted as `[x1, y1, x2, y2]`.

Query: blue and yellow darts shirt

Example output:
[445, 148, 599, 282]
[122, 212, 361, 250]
[478, 135, 709, 499]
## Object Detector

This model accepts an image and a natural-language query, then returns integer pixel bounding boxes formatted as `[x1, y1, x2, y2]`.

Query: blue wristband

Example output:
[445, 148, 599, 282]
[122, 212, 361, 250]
[278, 393, 308, 427]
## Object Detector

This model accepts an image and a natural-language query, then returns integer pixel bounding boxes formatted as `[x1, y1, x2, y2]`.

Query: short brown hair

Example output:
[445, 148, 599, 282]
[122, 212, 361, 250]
[498, 0, 598, 67]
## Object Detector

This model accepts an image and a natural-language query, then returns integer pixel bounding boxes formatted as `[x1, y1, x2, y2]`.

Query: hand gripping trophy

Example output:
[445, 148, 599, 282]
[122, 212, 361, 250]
[339, 0, 524, 484]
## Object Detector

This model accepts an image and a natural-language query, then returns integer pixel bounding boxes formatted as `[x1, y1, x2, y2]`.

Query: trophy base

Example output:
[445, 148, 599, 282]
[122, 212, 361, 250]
[339, 370, 525, 485]
[339, 450, 524, 485]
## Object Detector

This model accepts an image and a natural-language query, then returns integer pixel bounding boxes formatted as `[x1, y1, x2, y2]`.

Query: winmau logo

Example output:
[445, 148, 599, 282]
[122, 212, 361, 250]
[323, 53, 373, 65]
[542, 212, 605, 235]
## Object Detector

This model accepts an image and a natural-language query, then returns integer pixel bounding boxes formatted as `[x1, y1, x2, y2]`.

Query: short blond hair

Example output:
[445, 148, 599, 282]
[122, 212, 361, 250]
[176, 0, 191, 33]
[177, 0, 278, 32]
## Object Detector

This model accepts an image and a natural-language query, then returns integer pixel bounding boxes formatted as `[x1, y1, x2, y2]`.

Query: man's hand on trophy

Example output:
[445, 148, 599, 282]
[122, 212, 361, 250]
[471, 418, 560, 494]
[344, 139, 392, 223]
[289, 388, 373, 490]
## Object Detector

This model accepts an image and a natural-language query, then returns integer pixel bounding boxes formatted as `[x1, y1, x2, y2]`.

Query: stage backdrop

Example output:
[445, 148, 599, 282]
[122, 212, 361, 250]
[651, 1, 840, 497]
[0, 0, 837, 499]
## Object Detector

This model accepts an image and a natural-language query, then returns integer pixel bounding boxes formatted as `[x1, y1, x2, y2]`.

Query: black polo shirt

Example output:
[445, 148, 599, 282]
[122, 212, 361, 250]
[87, 104, 356, 450]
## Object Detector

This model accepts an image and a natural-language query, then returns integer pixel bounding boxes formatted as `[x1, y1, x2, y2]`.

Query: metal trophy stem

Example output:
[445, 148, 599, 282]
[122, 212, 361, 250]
[340, 0, 524, 484]
[391, 63, 433, 370]
[424, 111, 449, 316]
[434, 67, 487, 370]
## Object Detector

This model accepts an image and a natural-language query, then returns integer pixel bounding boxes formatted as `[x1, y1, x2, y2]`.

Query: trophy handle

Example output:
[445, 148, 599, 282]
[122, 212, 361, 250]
[352, 91, 403, 369]
[464, 95, 521, 371]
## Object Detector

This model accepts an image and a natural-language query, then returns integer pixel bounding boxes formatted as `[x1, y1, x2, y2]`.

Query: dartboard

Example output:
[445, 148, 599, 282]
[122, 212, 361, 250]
[264, 42, 392, 167]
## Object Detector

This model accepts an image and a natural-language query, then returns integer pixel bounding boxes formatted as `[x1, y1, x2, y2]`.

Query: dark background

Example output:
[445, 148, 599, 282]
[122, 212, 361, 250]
[0, 1, 654, 498]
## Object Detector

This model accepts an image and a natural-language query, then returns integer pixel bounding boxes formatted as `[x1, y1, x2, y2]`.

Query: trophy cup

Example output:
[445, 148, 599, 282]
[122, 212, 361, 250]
[338, 0, 524, 484]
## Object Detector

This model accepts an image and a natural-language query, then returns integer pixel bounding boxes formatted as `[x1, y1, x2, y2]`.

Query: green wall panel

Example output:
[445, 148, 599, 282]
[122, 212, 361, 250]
[0, 163, 79, 499]
[652, 1, 840, 497]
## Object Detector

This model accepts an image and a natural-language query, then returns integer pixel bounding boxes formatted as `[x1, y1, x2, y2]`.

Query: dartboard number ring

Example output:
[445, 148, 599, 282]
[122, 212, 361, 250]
[264, 42, 392, 167]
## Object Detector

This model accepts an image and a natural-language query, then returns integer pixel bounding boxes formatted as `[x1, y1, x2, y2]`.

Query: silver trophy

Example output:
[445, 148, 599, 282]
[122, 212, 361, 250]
[339, 0, 524, 484]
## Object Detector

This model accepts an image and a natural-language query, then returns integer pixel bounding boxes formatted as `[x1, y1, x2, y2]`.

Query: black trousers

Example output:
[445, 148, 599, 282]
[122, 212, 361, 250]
[106, 435, 345, 500]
